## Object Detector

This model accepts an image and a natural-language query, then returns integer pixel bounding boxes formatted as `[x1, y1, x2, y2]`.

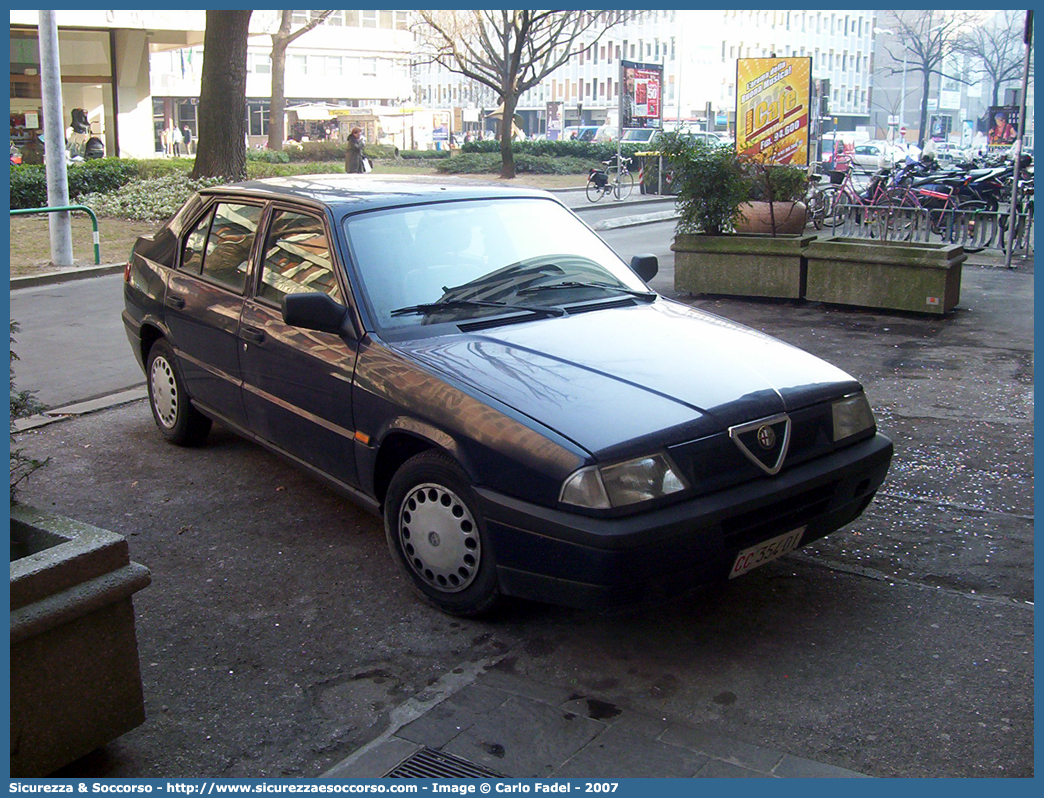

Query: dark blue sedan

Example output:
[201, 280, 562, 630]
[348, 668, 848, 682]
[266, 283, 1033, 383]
[123, 176, 892, 616]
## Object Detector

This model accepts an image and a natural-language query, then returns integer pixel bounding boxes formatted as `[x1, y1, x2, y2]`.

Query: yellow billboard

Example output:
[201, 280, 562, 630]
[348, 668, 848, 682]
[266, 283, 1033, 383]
[736, 57, 812, 165]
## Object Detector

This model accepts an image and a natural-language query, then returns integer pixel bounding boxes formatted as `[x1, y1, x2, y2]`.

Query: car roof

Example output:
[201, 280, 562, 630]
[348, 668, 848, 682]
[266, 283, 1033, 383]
[200, 175, 556, 215]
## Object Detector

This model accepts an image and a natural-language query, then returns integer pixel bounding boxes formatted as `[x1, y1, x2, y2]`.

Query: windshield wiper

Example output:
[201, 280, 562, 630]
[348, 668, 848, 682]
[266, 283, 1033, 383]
[517, 281, 656, 300]
[390, 298, 565, 318]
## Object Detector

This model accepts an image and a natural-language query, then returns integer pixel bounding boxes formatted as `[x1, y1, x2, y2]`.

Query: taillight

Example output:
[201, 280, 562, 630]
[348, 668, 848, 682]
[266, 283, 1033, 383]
[124, 260, 132, 282]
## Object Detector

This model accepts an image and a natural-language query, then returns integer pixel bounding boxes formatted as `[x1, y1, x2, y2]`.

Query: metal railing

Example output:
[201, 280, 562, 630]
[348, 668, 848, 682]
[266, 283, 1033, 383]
[10, 204, 101, 264]
[819, 198, 1034, 256]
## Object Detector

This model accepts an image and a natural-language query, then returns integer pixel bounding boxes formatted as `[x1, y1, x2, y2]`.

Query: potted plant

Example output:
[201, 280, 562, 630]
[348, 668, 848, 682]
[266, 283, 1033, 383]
[736, 160, 809, 236]
[662, 133, 814, 299]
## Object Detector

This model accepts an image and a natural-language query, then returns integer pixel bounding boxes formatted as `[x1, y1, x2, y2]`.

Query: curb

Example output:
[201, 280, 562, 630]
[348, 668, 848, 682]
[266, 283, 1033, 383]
[13, 386, 147, 432]
[11, 262, 126, 290]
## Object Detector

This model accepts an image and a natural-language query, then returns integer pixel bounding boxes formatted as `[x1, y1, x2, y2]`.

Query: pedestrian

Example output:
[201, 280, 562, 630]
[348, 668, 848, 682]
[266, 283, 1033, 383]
[160, 125, 169, 157]
[172, 123, 183, 157]
[181, 124, 193, 155]
[344, 126, 365, 173]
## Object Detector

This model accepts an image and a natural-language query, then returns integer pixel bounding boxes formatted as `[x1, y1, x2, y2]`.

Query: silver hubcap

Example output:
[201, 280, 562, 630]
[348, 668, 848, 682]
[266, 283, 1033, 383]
[150, 355, 179, 429]
[398, 483, 480, 593]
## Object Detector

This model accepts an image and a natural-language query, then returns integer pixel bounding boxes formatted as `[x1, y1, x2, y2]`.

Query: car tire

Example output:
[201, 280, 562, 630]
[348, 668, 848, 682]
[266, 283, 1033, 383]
[384, 451, 501, 617]
[146, 339, 212, 446]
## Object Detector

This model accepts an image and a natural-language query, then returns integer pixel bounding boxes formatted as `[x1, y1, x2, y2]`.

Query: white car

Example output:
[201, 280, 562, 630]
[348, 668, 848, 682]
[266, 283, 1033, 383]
[934, 142, 970, 164]
[849, 141, 905, 171]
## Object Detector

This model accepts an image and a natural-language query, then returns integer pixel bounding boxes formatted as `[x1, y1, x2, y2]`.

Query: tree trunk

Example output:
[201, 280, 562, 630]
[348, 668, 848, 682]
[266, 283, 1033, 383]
[268, 39, 289, 151]
[499, 92, 518, 179]
[191, 10, 252, 181]
[916, 70, 931, 148]
[267, 11, 292, 151]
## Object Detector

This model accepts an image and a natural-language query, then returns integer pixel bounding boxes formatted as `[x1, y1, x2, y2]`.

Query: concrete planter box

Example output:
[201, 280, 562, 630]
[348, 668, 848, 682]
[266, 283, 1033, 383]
[805, 237, 967, 315]
[672, 233, 814, 299]
[10, 505, 151, 776]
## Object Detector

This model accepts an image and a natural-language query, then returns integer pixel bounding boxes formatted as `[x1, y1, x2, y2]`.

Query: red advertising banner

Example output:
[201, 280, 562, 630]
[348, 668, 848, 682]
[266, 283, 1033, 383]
[620, 59, 663, 130]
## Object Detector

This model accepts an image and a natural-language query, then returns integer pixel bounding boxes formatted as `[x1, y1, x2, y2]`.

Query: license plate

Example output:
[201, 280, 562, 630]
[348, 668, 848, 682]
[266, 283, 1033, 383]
[729, 527, 805, 579]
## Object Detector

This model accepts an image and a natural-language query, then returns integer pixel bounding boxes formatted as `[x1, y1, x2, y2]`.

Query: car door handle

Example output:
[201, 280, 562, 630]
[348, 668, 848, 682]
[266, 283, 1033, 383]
[166, 294, 186, 309]
[241, 326, 265, 345]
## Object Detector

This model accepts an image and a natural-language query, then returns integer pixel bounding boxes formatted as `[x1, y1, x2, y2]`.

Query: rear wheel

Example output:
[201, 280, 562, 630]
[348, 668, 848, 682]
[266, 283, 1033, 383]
[384, 451, 501, 617]
[586, 175, 605, 203]
[146, 339, 211, 446]
[953, 200, 988, 252]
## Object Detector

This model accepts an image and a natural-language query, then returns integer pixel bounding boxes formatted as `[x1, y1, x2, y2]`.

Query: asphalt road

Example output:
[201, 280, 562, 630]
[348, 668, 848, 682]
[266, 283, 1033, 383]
[10, 211, 1033, 778]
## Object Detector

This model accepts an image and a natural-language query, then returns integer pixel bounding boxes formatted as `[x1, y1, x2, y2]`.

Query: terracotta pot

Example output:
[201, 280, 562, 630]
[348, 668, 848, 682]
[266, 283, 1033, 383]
[736, 201, 807, 235]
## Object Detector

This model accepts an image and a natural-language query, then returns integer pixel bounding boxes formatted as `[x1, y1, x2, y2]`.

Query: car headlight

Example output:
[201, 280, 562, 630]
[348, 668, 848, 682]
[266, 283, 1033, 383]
[832, 393, 876, 442]
[560, 453, 687, 509]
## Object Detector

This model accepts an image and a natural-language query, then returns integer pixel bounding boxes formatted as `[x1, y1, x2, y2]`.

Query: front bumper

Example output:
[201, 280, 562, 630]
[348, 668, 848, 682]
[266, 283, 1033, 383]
[476, 432, 893, 609]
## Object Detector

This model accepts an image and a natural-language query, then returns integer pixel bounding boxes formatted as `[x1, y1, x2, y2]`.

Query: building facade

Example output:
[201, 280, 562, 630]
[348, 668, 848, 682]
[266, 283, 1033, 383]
[414, 10, 879, 139]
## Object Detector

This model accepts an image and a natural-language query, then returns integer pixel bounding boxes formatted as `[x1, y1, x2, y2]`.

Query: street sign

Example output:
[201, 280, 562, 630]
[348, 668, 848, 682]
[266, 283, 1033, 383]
[899, 126, 907, 137]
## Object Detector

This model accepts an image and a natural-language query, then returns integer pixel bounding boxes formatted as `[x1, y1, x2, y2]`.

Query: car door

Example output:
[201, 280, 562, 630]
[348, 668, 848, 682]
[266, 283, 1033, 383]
[238, 205, 360, 488]
[165, 199, 265, 427]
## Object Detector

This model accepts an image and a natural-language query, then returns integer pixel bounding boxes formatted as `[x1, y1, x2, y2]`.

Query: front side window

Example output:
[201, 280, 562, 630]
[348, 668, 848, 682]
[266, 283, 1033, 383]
[200, 203, 263, 293]
[259, 210, 342, 305]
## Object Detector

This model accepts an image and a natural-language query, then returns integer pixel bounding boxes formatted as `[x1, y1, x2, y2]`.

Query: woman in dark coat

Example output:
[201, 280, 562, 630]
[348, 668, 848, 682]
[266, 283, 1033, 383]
[345, 127, 365, 173]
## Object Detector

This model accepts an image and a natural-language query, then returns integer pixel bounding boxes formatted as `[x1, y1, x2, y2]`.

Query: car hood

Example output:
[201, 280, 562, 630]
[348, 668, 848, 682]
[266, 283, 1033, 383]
[392, 300, 861, 458]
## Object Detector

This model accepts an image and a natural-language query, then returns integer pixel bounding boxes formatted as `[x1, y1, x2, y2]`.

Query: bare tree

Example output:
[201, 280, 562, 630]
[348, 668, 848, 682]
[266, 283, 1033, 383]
[417, 10, 616, 178]
[955, 10, 1030, 107]
[880, 10, 973, 147]
[267, 10, 334, 151]
[191, 10, 252, 180]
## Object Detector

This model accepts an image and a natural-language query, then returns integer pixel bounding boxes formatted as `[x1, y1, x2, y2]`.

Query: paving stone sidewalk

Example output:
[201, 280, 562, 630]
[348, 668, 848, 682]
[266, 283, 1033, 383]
[323, 667, 868, 779]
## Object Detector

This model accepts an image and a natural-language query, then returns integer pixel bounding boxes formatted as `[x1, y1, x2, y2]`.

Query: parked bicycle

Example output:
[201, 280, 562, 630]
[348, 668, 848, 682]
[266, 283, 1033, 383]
[586, 155, 634, 202]
[807, 160, 896, 230]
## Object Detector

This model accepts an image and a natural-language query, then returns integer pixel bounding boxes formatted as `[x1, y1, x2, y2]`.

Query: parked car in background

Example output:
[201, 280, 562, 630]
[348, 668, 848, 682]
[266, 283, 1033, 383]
[123, 176, 892, 616]
[849, 141, 906, 171]
[933, 142, 970, 164]
[562, 125, 601, 142]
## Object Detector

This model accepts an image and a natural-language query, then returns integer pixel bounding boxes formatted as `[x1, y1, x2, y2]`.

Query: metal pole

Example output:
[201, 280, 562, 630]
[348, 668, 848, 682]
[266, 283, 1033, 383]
[38, 10, 73, 268]
[1004, 11, 1033, 269]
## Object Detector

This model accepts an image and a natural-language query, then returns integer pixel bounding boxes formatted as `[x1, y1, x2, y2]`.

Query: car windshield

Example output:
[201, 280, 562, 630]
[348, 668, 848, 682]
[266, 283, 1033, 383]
[343, 198, 652, 333]
[621, 129, 656, 143]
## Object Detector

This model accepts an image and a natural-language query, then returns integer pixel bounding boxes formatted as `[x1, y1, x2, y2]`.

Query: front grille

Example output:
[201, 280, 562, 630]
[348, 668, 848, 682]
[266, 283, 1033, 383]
[721, 482, 838, 550]
[384, 747, 504, 779]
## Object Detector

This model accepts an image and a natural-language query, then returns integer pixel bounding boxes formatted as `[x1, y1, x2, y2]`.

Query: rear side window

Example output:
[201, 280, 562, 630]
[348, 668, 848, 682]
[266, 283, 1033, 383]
[258, 210, 342, 304]
[201, 203, 263, 292]
[181, 208, 213, 275]
[179, 202, 262, 294]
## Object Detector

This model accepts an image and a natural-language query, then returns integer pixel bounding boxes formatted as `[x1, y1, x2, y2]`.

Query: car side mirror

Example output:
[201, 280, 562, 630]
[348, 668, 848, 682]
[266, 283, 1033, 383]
[629, 254, 658, 282]
[281, 292, 355, 339]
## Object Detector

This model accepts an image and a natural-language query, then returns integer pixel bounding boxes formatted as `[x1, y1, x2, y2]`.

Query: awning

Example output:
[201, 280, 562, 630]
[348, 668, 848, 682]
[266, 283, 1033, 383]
[287, 104, 335, 121]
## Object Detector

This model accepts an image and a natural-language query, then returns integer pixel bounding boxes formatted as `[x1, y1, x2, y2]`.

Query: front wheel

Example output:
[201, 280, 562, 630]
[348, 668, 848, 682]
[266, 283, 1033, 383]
[586, 176, 605, 203]
[613, 170, 634, 200]
[384, 451, 501, 617]
[146, 339, 211, 446]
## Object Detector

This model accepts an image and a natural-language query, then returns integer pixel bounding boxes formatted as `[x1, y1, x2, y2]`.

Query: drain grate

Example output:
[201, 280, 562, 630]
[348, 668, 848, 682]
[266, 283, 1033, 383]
[384, 747, 504, 779]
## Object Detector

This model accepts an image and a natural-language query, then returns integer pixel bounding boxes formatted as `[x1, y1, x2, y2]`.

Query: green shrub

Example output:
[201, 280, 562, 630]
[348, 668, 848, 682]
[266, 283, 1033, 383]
[460, 139, 643, 162]
[127, 158, 194, 180]
[10, 158, 138, 209]
[658, 131, 749, 235]
[246, 148, 291, 163]
[745, 162, 808, 203]
[78, 174, 224, 221]
[246, 162, 345, 179]
[364, 143, 398, 160]
[435, 153, 596, 175]
[400, 149, 451, 159]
